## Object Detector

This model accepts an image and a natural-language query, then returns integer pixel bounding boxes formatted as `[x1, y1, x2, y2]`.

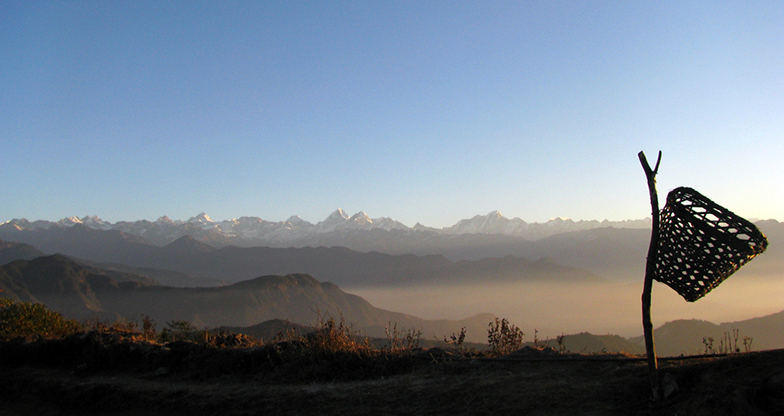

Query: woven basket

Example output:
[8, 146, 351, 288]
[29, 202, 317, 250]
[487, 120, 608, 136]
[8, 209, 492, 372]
[654, 187, 768, 302]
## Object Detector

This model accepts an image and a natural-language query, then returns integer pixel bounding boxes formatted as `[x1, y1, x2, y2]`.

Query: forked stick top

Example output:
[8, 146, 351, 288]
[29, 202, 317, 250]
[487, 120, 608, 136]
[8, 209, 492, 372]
[638, 151, 662, 178]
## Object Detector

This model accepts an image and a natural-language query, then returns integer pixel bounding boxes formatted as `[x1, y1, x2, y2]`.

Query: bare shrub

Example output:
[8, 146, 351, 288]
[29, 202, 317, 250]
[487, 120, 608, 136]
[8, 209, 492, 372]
[385, 322, 422, 353]
[308, 314, 372, 355]
[487, 317, 524, 356]
[443, 326, 467, 351]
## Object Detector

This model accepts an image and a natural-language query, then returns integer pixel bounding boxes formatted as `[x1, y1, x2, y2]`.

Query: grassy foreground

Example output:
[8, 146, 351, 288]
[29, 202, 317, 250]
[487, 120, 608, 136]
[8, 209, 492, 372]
[2, 340, 784, 416]
[1, 300, 783, 415]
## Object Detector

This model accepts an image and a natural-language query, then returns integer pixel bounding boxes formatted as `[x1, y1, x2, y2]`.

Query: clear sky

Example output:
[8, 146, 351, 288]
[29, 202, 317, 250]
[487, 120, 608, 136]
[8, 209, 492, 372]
[2, 1, 782, 228]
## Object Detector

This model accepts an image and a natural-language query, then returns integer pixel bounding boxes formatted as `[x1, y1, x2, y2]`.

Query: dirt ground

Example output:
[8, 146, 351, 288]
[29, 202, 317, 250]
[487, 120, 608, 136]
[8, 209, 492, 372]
[2, 349, 784, 416]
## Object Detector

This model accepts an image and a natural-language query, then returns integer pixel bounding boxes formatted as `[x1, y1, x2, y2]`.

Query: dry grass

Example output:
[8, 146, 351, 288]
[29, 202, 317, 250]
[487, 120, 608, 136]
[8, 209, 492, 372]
[2, 324, 784, 416]
[1, 302, 783, 415]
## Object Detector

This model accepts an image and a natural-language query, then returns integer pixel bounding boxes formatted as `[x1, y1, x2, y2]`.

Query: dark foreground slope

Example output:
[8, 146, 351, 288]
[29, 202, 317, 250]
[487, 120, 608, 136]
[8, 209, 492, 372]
[1, 333, 783, 416]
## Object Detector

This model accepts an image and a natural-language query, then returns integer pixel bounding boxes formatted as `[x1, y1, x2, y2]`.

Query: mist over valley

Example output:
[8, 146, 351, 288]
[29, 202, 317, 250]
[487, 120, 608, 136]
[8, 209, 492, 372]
[1, 213, 782, 351]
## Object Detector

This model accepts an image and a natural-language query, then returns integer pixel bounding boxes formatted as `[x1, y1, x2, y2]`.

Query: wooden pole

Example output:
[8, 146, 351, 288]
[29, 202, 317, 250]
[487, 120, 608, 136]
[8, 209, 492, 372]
[639, 150, 663, 402]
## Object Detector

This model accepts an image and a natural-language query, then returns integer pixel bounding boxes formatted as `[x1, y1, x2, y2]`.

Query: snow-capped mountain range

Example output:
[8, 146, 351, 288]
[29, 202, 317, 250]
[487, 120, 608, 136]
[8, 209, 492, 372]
[1, 210, 650, 247]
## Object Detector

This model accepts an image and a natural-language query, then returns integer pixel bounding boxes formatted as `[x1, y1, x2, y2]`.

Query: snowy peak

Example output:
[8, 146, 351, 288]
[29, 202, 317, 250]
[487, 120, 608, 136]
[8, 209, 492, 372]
[445, 210, 527, 235]
[281, 216, 313, 233]
[57, 216, 83, 226]
[315, 209, 414, 233]
[315, 209, 351, 233]
[156, 216, 175, 225]
[0, 218, 55, 231]
[0, 218, 29, 231]
[413, 222, 437, 232]
[371, 217, 410, 231]
[187, 212, 214, 225]
[488, 210, 504, 219]
[0, 210, 654, 247]
[349, 211, 372, 226]
[329, 209, 350, 221]
[286, 215, 308, 225]
[80, 215, 112, 230]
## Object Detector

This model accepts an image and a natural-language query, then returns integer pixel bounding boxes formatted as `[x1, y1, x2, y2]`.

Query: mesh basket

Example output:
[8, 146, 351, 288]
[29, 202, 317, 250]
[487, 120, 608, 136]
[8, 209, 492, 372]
[654, 187, 768, 302]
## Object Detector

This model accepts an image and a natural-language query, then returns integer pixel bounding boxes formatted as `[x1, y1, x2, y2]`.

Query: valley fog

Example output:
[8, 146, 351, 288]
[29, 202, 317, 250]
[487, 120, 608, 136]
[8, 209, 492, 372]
[347, 275, 784, 343]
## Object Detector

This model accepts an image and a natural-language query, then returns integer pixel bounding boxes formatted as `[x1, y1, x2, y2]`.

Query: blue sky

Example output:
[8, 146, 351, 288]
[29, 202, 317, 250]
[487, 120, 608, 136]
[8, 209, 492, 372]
[2, 1, 782, 228]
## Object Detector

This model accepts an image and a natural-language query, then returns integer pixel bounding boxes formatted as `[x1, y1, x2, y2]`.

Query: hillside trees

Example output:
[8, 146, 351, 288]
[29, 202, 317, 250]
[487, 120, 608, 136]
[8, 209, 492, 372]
[0, 298, 83, 340]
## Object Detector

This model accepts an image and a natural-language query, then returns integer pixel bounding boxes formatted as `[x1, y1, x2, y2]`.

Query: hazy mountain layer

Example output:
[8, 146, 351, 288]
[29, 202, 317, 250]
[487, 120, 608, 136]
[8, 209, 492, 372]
[0, 239, 45, 265]
[5, 255, 781, 354]
[0, 255, 493, 340]
[4, 219, 779, 286]
[1, 218, 779, 348]
[629, 309, 784, 356]
[524, 332, 646, 355]
[0, 226, 601, 287]
[3, 217, 778, 284]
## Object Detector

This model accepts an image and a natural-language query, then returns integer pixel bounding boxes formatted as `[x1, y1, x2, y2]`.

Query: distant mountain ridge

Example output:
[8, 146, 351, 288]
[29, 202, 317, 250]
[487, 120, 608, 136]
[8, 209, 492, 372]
[2, 218, 779, 284]
[0, 254, 157, 321]
[5, 255, 781, 353]
[1, 210, 651, 247]
[0, 225, 603, 287]
[0, 239, 45, 265]
[0, 255, 493, 341]
[629, 310, 784, 356]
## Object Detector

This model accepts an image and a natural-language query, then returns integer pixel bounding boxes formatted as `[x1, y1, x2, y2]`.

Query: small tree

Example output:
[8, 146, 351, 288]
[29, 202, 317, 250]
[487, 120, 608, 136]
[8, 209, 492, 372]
[158, 320, 197, 342]
[141, 314, 157, 341]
